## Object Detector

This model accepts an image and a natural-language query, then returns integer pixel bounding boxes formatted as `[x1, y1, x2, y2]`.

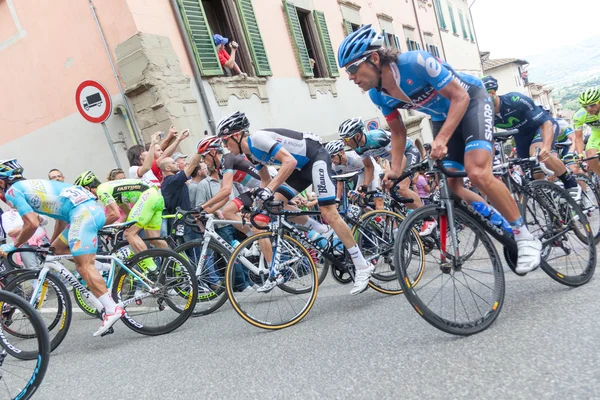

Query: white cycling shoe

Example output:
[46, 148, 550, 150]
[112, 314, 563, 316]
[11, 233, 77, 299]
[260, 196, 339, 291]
[350, 265, 374, 295]
[93, 306, 124, 337]
[568, 185, 582, 203]
[515, 238, 542, 274]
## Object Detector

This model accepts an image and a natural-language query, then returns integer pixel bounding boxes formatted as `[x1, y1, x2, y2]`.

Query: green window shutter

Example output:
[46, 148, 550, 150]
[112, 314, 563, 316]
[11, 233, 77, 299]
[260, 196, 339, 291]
[467, 17, 474, 41]
[235, 0, 272, 76]
[177, 0, 222, 76]
[434, 0, 446, 29]
[282, 0, 313, 77]
[448, 3, 457, 34]
[343, 20, 354, 36]
[313, 10, 339, 77]
[458, 11, 467, 39]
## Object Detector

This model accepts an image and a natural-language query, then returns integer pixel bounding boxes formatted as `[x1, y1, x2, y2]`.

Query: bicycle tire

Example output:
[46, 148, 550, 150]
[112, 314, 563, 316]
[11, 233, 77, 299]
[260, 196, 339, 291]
[520, 180, 596, 286]
[112, 248, 197, 336]
[174, 239, 229, 316]
[3, 271, 72, 355]
[573, 173, 600, 244]
[353, 209, 424, 295]
[0, 290, 51, 399]
[395, 205, 505, 336]
[225, 232, 318, 330]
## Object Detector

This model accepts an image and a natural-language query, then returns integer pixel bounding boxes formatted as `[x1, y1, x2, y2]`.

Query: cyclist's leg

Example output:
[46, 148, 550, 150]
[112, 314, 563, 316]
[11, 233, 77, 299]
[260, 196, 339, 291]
[530, 123, 578, 192]
[398, 147, 423, 210]
[461, 92, 540, 272]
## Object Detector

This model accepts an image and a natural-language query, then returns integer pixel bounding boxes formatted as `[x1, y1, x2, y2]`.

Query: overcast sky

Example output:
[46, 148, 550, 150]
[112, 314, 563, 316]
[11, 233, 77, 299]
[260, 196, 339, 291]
[470, 0, 599, 58]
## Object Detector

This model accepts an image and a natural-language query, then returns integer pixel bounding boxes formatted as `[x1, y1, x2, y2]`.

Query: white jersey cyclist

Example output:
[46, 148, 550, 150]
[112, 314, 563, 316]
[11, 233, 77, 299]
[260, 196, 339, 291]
[332, 150, 381, 190]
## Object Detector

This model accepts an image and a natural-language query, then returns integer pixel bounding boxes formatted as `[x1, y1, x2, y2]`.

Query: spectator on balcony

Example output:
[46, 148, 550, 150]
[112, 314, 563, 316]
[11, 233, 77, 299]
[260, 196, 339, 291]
[213, 34, 247, 78]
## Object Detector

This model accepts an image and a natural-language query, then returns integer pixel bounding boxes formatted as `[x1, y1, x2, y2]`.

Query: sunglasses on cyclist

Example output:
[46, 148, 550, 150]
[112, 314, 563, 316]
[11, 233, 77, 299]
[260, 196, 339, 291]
[345, 56, 368, 75]
[583, 103, 599, 109]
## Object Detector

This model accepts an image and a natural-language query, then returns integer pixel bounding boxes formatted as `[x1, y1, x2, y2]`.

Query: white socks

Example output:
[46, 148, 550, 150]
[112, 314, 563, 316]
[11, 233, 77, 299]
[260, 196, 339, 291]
[303, 218, 329, 234]
[98, 293, 117, 314]
[348, 245, 368, 270]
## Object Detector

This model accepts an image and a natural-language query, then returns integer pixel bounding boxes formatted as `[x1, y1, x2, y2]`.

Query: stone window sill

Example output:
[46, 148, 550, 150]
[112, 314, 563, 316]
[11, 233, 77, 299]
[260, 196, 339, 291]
[305, 77, 338, 99]
[453, 32, 459, 37]
[208, 76, 269, 106]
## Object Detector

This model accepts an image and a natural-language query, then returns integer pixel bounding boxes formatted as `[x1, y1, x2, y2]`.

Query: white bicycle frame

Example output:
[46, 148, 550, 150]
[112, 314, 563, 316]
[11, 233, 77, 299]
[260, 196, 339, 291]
[194, 215, 270, 278]
[29, 253, 156, 316]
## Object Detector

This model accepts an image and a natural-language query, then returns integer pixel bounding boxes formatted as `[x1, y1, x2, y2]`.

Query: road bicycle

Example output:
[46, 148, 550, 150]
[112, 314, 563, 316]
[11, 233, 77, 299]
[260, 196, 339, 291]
[394, 138, 595, 336]
[223, 180, 424, 330]
[4, 221, 198, 352]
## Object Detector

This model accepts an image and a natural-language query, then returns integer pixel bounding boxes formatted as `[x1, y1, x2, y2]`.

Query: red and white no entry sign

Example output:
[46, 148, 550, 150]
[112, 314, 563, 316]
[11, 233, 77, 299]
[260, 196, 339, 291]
[75, 80, 112, 123]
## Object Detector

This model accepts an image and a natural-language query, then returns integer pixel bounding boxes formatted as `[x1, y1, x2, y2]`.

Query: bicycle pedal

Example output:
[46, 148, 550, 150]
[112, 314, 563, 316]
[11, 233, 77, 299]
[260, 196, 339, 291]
[101, 327, 115, 337]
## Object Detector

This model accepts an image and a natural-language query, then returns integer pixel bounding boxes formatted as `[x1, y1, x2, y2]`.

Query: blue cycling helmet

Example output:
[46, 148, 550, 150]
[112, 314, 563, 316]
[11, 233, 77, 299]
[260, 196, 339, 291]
[337, 24, 384, 68]
[0, 159, 24, 182]
[481, 75, 498, 91]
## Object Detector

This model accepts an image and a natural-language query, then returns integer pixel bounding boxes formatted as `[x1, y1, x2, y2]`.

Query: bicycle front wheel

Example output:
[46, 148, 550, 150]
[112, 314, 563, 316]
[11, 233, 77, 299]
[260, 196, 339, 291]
[3, 271, 72, 355]
[225, 232, 318, 330]
[520, 180, 596, 286]
[395, 205, 506, 336]
[574, 173, 600, 244]
[0, 290, 50, 399]
[113, 248, 198, 336]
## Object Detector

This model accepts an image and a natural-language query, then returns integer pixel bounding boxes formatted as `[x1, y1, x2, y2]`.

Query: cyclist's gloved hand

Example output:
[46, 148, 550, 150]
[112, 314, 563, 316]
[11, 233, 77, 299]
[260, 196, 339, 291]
[0, 243, 16, 256]
[255, 187, 274, 201]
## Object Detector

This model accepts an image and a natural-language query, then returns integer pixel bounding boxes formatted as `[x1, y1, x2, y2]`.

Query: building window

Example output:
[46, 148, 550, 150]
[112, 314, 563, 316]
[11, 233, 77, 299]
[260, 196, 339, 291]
[426, 44, 441, 58]
[458, 10, 468, 39]
[283, 1, 339, 78]
[466, 17, 475, 42]
[344, 20, 360, 36]
[378, 14, 400, 51]
[433, 0, 446, 30]
[404, 26, 421, 51]
[447, 3, 457, 35]
[177, 0, 272, 77]
[384, 32, 401, 50]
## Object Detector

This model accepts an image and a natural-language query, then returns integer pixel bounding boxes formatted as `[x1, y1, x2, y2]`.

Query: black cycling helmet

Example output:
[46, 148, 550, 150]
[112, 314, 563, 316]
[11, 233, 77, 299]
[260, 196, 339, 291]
[216, 112, 250, 137]
[481, 75, 498, 91]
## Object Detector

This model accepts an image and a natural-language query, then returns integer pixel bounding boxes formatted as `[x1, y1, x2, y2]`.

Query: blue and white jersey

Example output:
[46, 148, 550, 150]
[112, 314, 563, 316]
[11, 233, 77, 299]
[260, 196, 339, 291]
[245, 128, 322, 169]
[368, 51, 484, 122]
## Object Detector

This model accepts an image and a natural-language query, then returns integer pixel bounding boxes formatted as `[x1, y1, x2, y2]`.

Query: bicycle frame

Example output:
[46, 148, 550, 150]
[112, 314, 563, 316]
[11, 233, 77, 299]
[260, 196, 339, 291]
[29, 253, 155, 317]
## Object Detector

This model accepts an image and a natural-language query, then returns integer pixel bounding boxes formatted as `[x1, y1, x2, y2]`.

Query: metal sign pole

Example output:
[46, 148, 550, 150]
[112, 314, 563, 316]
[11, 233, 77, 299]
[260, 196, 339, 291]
[101, 122, 122, 168]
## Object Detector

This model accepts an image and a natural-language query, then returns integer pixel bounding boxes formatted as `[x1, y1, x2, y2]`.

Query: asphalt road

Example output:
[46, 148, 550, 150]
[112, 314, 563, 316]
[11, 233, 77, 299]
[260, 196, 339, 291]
[35, 268, 600, 399]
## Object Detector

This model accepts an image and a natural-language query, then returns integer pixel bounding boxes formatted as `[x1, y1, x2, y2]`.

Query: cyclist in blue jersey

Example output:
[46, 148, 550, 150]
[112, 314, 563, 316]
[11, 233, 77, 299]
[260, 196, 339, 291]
[338, 24, 541, 273]
[337, 117, 427, 215]
[0, 159, 124, 336]
[215, 111, 373, 295]
[482, 76, 581, 200]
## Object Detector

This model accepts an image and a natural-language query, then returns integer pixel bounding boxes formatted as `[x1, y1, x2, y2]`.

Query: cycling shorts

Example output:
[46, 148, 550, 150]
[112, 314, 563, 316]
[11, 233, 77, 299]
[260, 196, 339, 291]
[514, 120, 558, 158]
[405, 145, 421, 168]
[586, 132, 600, 153]
[232, 192, 253, 212]
[562, 152, 577, 167]
[275, 146, 336, 206]
[431, 88, 493, 170]
[128, 187, 164, 231]
[59, 201, 106, 256]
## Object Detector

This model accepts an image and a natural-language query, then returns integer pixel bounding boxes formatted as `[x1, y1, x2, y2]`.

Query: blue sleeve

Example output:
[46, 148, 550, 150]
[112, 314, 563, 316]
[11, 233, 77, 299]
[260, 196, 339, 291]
[173, 171, 190, 185]
[408, 51, 453, 90]
[6, 186, 33, 217]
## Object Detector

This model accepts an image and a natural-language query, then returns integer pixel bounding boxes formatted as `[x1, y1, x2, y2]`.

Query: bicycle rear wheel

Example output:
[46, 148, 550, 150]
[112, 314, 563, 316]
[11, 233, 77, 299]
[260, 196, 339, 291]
[395, 205, 505, 336]
[225, 232, 318, 330]
[3, 271, 71, 355]
[0, 290, 50, 399]
[113, 248, 198, 336]
[520, 180, 596, 286]
[174, 239, 229, 316]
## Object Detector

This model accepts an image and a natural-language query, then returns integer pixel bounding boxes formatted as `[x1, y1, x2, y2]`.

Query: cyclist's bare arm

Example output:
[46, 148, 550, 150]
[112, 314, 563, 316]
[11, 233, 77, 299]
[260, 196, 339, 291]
[265, 149, 297, 193]
[258, 166, 272, 188]
[104, 202, 121, 225]
[575, 129, 585, 155]
[203, 173, 234, 214]
[362, 156, 375, 188]
[11, 211, 39, 247]
[50, 219, 67, 243]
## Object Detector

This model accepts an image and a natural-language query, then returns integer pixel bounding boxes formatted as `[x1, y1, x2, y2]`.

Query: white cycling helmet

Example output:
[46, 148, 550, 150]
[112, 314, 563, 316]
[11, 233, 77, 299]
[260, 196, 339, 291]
[325, 140, 345, 155]
[338, 117, 364, 139]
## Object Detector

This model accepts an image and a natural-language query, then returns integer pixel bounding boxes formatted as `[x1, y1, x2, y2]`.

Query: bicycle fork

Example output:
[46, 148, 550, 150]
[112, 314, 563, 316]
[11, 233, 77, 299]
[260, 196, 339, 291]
[438, 176, 461, 272]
